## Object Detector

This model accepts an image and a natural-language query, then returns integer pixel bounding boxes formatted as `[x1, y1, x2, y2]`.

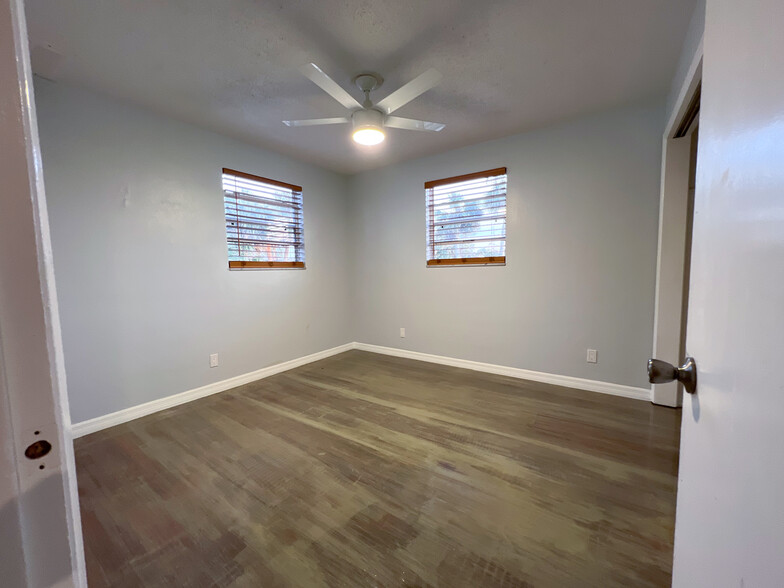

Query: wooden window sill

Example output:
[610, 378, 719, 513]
[228, 261, 305, 269]
[427, 256, 505, 267]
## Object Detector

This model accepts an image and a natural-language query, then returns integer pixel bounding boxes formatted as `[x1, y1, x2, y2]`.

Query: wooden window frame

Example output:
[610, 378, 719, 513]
[425, 167, 507, 267]
[228, 261, 305, 269]
[223, 168, 306, 270]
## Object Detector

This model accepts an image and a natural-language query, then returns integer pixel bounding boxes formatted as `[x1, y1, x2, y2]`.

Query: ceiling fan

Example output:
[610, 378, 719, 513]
[283, 63, 445, 146]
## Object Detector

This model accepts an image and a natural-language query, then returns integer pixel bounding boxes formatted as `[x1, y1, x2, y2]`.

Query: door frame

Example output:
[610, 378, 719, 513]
[651, 41, 704, 407]
[0, 0, 86, 584]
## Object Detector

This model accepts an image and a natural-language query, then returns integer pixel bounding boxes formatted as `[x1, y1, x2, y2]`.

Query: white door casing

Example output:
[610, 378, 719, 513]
[651, 51, 702, 408]
[672, 0, 784, 584]
[0, 0, 86, 585]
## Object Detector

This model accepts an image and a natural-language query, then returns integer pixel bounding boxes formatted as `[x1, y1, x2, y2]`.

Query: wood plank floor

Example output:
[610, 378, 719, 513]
[75, 350, 681, 587]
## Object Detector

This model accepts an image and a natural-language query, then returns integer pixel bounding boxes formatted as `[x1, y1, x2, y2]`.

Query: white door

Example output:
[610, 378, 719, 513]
[0, 0, 85, 585]
[672, 0, 784, 585]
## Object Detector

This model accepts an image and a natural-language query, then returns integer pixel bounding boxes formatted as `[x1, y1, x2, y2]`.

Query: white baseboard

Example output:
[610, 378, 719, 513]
[353, 342, 651, 402]
[69, 343, 355, 438]
[70, 340, 651, 438]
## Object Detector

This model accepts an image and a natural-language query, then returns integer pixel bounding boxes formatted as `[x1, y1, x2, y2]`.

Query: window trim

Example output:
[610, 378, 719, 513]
[426, 256, 505, 267]
[424, 167, 507, 190]
[222, 168, 305, 270]
[222, 168, 302, 193]
[228, 261, 305, 269]
[425, 167, 507, 267]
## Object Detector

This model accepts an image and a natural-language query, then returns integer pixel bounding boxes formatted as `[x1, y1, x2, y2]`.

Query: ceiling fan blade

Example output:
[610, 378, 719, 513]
[385, 116, 445, 132]
[282, 117, 350, 127]
[376, 68, 442, 114]
[300, 63, 362, 110]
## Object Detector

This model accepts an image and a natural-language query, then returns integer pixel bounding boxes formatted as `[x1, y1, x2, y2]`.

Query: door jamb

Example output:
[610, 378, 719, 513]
[651, 42, 704, 407]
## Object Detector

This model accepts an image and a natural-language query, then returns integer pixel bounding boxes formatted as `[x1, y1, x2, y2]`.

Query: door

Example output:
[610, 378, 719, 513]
[672, 0, 784, 584]
[0, 0, 85, 585]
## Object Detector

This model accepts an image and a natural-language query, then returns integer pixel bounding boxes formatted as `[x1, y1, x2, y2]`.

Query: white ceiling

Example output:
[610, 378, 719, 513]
[25, 0, 696, 175]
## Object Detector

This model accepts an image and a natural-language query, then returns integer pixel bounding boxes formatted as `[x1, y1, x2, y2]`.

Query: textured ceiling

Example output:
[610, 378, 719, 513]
[25, 0, 696, 174]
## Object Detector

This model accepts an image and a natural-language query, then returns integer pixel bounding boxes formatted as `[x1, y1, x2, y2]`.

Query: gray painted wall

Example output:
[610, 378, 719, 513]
[35, 80, 353, 423]
[37, 78, 665, 423]
[349, 101, 664, 389]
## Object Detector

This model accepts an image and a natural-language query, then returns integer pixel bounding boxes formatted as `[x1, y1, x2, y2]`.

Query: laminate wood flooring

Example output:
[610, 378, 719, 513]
[75, 350, 681, 587]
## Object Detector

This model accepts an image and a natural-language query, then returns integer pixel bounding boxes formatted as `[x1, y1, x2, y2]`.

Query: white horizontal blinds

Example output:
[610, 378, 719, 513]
[426, 168, 507, 262]
[222, 168, 305, 265]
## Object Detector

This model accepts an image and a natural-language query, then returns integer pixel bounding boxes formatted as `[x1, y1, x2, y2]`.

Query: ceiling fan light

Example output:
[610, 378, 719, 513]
[351, 109, 385, 145]
[352, 127, 385, 145]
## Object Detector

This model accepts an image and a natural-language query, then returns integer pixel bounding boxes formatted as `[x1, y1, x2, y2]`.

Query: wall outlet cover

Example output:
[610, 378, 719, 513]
[209, 353, 219, 368]
[587, 349, 598, 363]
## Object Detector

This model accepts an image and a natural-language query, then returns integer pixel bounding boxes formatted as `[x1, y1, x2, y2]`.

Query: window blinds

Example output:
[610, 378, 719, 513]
[222, 168, 305, 269]
[426, 167, 507, 266]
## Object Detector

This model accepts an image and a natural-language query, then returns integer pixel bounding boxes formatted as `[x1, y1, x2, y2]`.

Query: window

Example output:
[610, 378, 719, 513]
[222, 168, 305, 269]
[426, 167, 507, 266]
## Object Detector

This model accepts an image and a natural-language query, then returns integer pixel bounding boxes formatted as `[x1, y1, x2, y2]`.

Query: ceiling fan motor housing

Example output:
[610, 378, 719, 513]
[352, 108, 384, 132]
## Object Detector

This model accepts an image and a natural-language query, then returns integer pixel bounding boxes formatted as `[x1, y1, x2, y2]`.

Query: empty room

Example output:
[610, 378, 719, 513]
[4, 0, 784, 586]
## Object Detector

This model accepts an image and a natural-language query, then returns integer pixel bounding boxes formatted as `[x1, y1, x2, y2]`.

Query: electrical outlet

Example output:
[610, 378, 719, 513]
[209, 353, 219, 368]
[400, 327, 406, 338]
[586, 349, 598, 363]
